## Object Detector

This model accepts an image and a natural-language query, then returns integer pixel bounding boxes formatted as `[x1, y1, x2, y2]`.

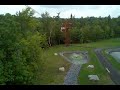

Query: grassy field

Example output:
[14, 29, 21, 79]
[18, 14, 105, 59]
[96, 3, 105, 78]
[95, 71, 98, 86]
[78, 49, 114, 85]
[35, 38, 120, 85]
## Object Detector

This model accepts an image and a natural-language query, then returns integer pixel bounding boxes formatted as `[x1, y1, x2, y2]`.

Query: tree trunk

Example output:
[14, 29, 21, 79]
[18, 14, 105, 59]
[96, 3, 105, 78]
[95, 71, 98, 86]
[48, 29, 52, 47]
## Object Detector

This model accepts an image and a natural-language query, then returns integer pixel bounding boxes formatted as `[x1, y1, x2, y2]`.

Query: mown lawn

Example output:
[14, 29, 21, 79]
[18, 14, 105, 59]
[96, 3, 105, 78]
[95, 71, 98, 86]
[35, 38, 120, 85]
[78, 49, 114, 85]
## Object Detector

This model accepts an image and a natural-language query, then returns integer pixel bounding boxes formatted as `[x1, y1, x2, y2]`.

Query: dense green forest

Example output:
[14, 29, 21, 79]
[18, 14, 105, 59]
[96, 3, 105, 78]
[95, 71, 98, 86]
[0, 7, 120, 85]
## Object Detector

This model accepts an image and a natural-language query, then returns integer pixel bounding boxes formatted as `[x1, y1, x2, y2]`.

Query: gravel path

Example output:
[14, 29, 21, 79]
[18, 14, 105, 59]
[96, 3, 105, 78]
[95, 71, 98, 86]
[59, 51, 88, 85]
[64, 64, 81, 85]
[94, 48, 120, 85]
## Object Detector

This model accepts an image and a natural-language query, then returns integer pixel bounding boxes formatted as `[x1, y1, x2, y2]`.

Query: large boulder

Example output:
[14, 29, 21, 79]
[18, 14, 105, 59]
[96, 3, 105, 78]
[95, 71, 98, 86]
[54, 53, 58, 56]
[59, 67, 65, 72]
[88, 75, 99, 81]
[87, 65, 94, 69]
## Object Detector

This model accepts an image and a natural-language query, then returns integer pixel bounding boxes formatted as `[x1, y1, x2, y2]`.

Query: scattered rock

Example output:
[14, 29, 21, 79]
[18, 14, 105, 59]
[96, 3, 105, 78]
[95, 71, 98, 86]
[87, 65, 94, 69]
[54, 53, 58, 56]
[88, 75, 99, 81]
[72, 53, 79, 58]
[59, 67, 65, 72]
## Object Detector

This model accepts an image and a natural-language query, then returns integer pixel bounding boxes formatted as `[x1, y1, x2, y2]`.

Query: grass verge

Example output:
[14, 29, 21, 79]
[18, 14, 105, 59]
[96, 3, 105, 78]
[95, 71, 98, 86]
[35, 38, 120, 85]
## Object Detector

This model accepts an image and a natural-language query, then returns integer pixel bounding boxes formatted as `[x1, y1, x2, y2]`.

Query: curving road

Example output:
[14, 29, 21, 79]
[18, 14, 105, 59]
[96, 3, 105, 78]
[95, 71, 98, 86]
[94, 48, 120, 85]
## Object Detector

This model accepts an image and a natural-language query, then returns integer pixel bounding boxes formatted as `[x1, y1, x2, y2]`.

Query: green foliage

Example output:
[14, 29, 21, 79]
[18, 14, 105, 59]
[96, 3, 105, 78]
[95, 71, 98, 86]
[0, 7, 47, 85]
[70, 27, 82, 43]
[37, 12, 120, 45]
[69, 16, 120, 44]
[38, 12, 63, 46]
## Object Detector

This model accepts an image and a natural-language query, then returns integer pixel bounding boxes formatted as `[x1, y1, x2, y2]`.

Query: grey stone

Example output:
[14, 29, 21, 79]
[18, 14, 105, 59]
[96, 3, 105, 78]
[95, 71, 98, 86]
[54, 53, 58, 55]
[59, 67, 65, 72]
[72, 53, 79, 58]
[87, 65, 94, 69]
[88, 75, 100, 81]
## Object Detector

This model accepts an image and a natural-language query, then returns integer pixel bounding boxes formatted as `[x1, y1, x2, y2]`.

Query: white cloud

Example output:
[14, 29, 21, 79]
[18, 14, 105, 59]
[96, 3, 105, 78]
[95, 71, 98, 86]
[0, 5, 120, 18]
[0, 5, 25, 15]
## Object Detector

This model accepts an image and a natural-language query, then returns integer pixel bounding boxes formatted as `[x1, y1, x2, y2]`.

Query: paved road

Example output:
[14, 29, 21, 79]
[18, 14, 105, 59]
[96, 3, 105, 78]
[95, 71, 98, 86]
[94, 48, 120, 85]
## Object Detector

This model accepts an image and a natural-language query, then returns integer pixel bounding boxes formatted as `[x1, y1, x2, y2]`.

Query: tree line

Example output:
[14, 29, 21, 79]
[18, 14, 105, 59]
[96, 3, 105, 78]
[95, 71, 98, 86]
[37, 12, 120, 45]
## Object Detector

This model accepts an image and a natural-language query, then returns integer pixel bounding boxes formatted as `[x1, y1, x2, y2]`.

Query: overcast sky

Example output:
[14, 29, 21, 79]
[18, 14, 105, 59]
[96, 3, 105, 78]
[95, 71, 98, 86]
[0, 5, 120, 18]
